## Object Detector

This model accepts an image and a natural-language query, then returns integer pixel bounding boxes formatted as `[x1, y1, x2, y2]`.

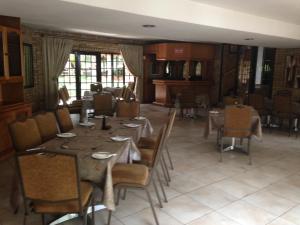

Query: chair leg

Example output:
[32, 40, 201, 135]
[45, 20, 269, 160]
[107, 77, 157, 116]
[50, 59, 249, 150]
[145, 187, 160, 225]
[161, 154, 171, 182]
[41, 214, 46, 225]
[83, 211, 88, 225]
[122, 188, 127, 200]
[159, 160, 169, 186]
[156, 169, 168, 203]
[107, 210, 112, 225]
[92, 197, 95, 225]
[219, 137, 223, 162]
[152, 179, 163, 208]
[165, 144, 174, 170]
[116, 188, 121, 206]
[248, 137, 252, 165]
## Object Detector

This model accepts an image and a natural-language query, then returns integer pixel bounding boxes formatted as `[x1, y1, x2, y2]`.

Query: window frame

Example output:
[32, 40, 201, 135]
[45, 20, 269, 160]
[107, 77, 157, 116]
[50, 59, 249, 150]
[58, 51, 134, 100]
[23, 43, 34, 88]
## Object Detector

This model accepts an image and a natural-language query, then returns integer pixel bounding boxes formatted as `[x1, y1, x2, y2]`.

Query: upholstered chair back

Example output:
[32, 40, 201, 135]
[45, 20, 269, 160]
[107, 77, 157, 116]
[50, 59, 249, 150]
[55, 107, 74, 133]
[224, 105, 252, 138]
[93, 93, 113, 116]
[9, 119, 42, 152]
[34, 112, 59, 142]
[116, 101, 140, 118]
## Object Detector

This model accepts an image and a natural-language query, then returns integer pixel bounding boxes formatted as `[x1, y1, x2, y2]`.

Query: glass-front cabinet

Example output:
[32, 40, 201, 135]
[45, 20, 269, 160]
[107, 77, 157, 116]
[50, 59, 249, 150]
[7, 30, 22, 76]
[0, 28, 4, 77]
[0, 26, 23, 79]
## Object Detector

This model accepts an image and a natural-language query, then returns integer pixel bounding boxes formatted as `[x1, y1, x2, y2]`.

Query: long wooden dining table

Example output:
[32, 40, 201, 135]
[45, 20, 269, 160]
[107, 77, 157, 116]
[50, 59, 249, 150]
[11, 116, 153, 215]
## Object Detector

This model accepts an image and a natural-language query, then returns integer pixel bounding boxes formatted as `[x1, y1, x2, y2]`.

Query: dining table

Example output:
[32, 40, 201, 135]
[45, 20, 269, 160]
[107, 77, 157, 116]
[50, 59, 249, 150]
[10, 116, 154, 218]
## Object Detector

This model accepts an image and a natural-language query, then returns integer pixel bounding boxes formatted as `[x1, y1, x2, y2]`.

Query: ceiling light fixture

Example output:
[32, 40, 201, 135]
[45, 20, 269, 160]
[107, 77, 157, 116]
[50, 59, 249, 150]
[142, 24, 156, 28]
[244, 38, 254, 41]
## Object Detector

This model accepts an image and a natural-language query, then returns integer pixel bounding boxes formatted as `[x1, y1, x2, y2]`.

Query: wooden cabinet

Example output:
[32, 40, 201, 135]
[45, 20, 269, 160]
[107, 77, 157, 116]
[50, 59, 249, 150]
[0, 15, 31, 160]
[153, 80, 211, 107]
[0, 16, 24, 104]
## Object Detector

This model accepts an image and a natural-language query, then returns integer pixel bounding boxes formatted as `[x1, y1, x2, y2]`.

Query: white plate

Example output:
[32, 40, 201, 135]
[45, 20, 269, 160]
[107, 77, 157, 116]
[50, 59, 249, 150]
[209, 111, 220, 114]
[94, 115, 105, 119]
[134, 116, 146, 120]
[123, 123, 141, 128]
[111, 136, 130, 142]
[91, 152, 113, 159]
[79, 122, 95, 127]
[56, 133, 76, 138]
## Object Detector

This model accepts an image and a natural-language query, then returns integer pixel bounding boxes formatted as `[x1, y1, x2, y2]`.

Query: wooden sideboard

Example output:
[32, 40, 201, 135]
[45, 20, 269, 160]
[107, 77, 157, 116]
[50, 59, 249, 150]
[153, 79, 210, 107]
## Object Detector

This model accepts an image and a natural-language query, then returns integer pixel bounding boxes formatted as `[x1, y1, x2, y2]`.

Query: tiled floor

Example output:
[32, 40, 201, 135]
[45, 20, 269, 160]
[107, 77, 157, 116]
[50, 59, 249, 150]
[1, 104, 300, 225]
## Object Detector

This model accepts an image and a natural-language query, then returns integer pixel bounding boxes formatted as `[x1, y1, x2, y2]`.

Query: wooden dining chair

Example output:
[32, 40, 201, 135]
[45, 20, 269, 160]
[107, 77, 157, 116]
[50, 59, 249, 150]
[58, 86, 82, 114]
[272, 94, 293, 136]
[90, 82, 102, 93]
[16, 150, 95, 225]
[116, 101, 140, 118]
[108, 125, 168, 225]
[138, 110, 176, 170]
[223, 96, 243, 106]
[93, 93, 113, 116]
[34, 112, 59, 142]
[9, 118, 42, 152]
[220, 105, 252, 164]
[55, 107, 74, 133]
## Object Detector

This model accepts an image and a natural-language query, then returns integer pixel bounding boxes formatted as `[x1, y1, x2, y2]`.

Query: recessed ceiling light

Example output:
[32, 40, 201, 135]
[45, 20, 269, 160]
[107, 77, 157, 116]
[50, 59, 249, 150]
[142, 24, 156, 28]
[244, 38, 254, 41]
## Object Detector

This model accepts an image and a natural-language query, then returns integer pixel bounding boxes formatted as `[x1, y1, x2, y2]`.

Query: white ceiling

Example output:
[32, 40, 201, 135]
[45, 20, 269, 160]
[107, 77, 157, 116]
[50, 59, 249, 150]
[191, 0, 300, 25]
[0, 0, 300, 48]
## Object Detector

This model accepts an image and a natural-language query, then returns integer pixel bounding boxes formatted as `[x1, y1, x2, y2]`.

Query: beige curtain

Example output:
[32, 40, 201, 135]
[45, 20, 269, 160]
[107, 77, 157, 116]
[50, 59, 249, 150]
[119, 44, 143, 101]
[43, 37, 73, 109]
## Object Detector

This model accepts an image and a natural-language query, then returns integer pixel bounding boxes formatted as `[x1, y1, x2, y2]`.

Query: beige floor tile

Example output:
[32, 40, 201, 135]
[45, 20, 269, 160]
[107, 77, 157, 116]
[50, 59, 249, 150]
[129, 185, 181, 203]
[219, 200, 276, 225]
[244, 190, 296, 216]
[211, 178, 258, 199]
[233, 169, 281, 189]
[112, 192, 150, 219]
[121, 208, 183, 225]
[187, 186, 237, 210]
[161, 195, 212, 224]
[169, 174, 212, 193]
[265, 182, 300, 203]
[187, 212, 242, 225]
[268, 218, 297, 225]
[281, 205, 300, 225]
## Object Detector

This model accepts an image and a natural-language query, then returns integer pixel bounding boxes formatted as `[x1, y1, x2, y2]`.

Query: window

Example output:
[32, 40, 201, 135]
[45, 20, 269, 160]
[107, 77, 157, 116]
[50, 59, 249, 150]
[58, 53, 77, 99]
[58, 52, 134, 100]
[23, 43, 34, 88]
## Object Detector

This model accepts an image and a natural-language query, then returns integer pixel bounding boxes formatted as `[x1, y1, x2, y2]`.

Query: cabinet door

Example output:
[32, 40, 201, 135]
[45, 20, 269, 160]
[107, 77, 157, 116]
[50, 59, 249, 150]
[0, 28, 4, 77]
[7, 29, 22, 76]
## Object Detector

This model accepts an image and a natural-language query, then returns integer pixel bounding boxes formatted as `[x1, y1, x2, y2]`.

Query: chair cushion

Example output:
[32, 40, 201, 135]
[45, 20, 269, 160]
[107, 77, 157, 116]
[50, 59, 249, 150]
[112, 163, 149, 186]
[34, 181, 93, 213]
[138, 137, 156, 149]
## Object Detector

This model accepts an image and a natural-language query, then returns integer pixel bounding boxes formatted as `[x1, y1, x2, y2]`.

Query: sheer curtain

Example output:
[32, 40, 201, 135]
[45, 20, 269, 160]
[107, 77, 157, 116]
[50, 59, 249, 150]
[119, 44, 143, 101]
[43, 37, 73, 109]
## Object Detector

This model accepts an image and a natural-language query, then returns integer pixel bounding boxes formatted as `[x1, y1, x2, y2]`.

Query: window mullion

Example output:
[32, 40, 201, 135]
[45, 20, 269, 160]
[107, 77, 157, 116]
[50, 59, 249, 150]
[75, 52, 81, 100]
[111, 53, 114, 87]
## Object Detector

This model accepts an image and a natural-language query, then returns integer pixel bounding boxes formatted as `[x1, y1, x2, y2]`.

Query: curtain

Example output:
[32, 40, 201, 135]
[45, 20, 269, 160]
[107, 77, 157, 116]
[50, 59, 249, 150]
[43, 37, 73, 109]
[119, 44, 143, 101]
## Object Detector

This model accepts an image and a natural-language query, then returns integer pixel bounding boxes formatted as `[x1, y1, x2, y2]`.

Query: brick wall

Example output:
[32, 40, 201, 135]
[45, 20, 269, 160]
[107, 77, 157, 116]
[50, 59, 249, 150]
[22, 25, 146, 111]
[273, 48, 300, 100]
